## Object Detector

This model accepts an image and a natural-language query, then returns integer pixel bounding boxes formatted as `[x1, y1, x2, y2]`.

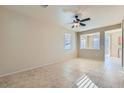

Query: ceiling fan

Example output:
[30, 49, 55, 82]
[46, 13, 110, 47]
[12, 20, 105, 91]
[71, 15, 91, 28]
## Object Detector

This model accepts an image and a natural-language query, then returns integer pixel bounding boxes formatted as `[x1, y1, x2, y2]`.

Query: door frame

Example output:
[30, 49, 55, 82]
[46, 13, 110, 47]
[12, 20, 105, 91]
[104, 28, 123, 67]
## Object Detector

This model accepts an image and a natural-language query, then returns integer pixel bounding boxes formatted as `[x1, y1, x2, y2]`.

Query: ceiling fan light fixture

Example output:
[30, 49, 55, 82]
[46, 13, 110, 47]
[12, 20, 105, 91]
[72, 23, 80, 28]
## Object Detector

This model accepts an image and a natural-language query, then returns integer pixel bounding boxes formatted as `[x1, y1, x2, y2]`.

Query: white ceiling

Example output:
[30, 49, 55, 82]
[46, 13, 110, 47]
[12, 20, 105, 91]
[3, 5, 124, 32]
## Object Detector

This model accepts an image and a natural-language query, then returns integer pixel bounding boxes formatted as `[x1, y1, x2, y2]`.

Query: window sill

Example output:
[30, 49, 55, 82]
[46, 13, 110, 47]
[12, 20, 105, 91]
[80, 48, 100, 50]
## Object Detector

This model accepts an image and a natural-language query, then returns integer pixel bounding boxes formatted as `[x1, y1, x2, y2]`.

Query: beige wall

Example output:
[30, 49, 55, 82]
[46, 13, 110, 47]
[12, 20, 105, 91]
[0, 7, 77, 76]
[87, 35, 94, 48]
[77, 24, 121, 61]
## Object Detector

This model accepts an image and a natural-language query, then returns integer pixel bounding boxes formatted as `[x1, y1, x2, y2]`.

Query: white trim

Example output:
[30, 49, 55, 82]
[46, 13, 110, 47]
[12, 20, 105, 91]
[0, 61, 61, 78]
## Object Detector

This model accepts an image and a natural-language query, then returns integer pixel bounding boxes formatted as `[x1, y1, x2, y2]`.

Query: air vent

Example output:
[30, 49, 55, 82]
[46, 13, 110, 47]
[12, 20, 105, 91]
[40, 5, 48, 8]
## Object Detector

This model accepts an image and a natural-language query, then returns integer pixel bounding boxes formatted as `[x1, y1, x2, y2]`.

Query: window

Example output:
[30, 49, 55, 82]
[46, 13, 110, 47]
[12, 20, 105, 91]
[64, 33, 72, 49]
[80, 36, 86, 49]
[80, 32, 100, 49]
[93, 34, 100, 49]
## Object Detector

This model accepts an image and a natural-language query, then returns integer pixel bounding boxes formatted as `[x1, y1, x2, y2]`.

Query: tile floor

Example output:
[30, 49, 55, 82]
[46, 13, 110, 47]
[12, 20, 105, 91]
[0, 58, 124, 88]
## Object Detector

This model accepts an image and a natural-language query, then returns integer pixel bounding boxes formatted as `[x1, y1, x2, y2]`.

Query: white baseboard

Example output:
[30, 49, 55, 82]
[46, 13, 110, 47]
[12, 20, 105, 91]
[0, 55, 76, 78]
[0, 60, 62, 78]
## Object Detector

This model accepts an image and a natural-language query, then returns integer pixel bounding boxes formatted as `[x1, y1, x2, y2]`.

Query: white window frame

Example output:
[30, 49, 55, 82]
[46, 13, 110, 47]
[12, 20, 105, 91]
[80, 36, 87, 49]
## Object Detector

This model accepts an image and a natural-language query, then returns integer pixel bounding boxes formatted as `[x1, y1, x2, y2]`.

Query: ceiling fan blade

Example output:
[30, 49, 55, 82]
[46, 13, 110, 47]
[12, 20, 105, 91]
[80, 18, 91, 22]
[72, 25, 74, 28]
[76, 19, 80, 21]
[80, 23, 86, 26]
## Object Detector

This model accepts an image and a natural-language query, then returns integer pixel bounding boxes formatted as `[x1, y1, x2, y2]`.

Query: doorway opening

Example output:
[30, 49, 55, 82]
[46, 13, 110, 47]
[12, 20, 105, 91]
[105, 29, 122, 67]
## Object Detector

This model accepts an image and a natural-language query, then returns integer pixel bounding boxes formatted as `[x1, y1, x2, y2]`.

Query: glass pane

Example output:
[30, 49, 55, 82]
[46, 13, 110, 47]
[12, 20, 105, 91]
[64, 33, 72, 49]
